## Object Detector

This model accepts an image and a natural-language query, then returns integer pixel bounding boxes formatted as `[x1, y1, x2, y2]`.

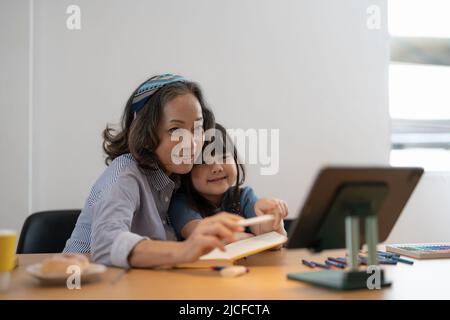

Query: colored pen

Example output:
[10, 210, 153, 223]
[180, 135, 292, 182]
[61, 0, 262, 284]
[210, 266, 226, 271]
[302, 259, 316, 268]
[335, 257, 349, 264]
[337, 256, 366, 265]
[309, 260, 330, 269]
[377, 251, 400, 259]
[359, 254, 397, 265]
[378, 258, 398, 265]
[377, 252, 414, 265]
[210, 266, 250, 272]
[325, 259, 346, 269]
[392, 257, 414, 265]
[327, 257, 347, 265]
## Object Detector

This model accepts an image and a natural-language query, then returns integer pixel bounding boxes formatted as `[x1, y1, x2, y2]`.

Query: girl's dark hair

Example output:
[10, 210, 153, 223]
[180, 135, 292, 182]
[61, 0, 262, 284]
[181, 123, 246, 217]
[102, 76, 215, 170]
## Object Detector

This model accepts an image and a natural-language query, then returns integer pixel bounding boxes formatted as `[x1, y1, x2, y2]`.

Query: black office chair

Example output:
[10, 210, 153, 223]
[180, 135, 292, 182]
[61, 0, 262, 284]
[283, 218, 293, 232]
[17, 210, 81, 254]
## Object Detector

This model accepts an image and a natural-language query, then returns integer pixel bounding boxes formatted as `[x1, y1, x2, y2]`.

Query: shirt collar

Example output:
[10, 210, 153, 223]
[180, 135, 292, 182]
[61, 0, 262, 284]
[127, 152, 180, 191]
[146, 166, 180, 191]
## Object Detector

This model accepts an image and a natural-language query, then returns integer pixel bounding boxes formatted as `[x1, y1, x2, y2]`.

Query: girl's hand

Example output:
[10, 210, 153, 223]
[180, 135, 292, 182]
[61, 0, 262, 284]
[253, 198, 288, 235]
[178, 213, 244, 263]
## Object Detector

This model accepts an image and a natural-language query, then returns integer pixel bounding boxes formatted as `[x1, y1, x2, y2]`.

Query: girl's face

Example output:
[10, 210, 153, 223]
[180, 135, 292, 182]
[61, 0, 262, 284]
[190, 153, 238, 205]
[156, 93, 204, 175]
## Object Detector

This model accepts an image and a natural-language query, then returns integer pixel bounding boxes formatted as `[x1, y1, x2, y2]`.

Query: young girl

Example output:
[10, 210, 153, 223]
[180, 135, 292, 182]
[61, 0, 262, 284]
[64, 74, 245, 268]
[169, 123, 288, 241]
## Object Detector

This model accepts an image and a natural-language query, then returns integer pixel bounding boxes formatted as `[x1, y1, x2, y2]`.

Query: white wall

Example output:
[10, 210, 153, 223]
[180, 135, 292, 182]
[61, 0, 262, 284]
[386, 172, 450, 243]
[30, 0, 390, 210]
[0, 0, 30, 232]
[3, 0, 447, 244]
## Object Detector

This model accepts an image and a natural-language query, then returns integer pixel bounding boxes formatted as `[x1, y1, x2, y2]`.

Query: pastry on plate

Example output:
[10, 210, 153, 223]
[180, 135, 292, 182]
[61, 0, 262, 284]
[40, 253, 90, 275]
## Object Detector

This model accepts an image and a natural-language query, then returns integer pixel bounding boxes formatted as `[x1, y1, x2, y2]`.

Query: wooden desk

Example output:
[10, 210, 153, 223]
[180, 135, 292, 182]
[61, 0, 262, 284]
[1, 249, 449, 299]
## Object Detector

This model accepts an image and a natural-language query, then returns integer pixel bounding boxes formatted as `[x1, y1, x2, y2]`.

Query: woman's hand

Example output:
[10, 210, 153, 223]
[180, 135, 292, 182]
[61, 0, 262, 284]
[253, 198, 288, 235]
[177, 212, 244, 263]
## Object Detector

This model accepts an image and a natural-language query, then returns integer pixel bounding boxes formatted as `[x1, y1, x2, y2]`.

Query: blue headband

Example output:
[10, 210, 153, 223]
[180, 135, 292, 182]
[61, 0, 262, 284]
[131, 74, 186, 114]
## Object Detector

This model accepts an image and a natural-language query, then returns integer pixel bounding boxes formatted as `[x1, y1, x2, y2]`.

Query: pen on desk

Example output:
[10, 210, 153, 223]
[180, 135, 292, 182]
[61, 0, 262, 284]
[211, 266, 250, 279]
[210, 266, 226, 271]
[301, 259, 329, 269]
[335, 257, 348, 264]
[337, 256, 366, 266]
[391, 256, 414, 265]
[377, 252, 414, 265]
[311, 261, 330, 269]
[302, 259, 315, 268]
[372, 253, 398, 264]
[378, 258, 398, 265]
[377, 251, 400, 258]
[359, 254, 397, 265]
[327, 257, 347, 265]
[325, 259, 346, 269]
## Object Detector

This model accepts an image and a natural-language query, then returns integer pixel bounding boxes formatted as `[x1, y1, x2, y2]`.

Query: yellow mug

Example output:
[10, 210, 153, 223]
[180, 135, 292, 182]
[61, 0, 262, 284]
[0, 230, 16, 291]
[0, 230, 17, 272]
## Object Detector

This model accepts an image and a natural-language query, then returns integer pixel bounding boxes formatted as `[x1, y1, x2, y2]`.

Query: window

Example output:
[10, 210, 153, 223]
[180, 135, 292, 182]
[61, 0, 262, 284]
[388, 0, 450, 171]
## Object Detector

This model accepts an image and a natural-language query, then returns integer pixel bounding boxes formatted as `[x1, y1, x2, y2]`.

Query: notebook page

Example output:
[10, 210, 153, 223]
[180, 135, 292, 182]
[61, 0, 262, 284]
[200, 231, 287, 261]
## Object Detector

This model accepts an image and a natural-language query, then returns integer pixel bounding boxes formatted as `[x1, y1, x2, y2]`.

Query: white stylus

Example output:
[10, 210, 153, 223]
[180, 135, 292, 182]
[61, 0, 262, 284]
[237, 215, 275, 227]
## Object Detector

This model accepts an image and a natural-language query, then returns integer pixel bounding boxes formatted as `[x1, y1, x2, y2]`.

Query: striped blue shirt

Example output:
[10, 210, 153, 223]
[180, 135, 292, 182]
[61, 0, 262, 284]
[63, 153, 179, 268]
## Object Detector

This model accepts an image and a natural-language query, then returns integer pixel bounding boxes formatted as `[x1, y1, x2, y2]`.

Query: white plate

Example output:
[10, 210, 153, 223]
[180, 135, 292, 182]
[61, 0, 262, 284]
[26, 263, 106, 285]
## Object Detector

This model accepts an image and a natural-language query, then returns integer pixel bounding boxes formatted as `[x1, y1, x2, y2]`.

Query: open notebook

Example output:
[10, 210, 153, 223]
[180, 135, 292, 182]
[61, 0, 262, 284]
[176, 231, 288, 268]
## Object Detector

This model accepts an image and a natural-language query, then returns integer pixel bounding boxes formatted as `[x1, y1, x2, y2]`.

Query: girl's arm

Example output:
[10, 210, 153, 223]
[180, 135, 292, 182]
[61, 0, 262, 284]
[180, 219, 201, 239]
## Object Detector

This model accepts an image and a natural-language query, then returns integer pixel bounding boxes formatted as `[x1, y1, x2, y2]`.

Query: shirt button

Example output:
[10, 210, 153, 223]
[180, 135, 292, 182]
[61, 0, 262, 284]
[165, 196, 169, 202]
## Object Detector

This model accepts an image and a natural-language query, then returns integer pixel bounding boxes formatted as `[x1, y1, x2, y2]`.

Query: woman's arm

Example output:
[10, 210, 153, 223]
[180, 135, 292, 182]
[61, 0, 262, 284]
[128, 239, 189, 268]
[179, 211, 250, 241]
[129, 212, 245, 268]
[181, 220, 254, 244]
